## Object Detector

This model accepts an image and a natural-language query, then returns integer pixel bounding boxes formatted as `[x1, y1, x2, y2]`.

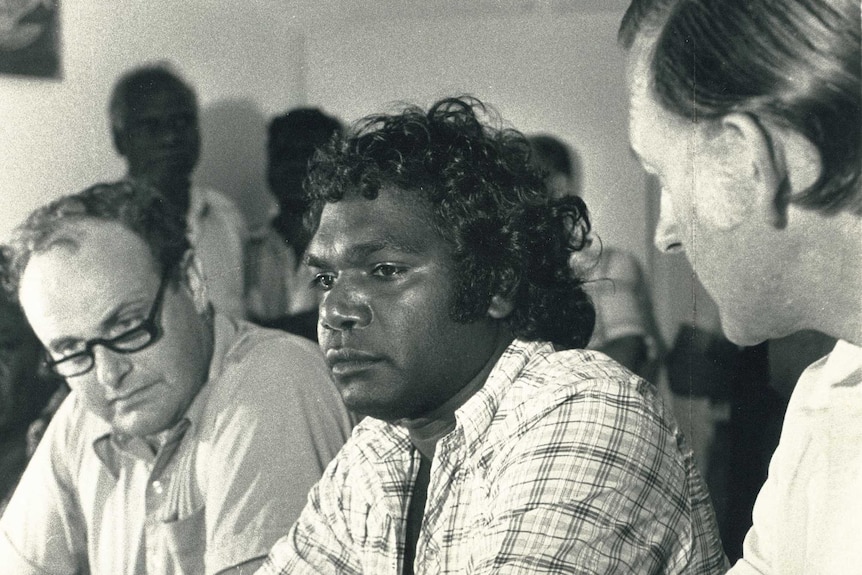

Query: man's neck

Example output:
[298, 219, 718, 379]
[800, 208, 862, 347]
[400, 332, 513, 458]
[131, 172, 192, 216]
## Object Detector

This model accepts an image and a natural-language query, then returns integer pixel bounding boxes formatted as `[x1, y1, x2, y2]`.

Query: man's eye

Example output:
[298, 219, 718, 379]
[107, 317, 144, 338]
[311, 273, 336, 290]
[51, 347, 85, 361]
[371, 264, 405, 278]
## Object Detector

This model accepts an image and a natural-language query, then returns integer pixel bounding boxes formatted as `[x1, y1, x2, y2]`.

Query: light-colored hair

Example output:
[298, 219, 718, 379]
[620, 0, 861, 214]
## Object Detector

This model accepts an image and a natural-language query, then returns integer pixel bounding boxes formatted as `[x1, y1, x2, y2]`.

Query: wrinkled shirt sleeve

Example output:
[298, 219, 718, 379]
[256, 455, 362, 575]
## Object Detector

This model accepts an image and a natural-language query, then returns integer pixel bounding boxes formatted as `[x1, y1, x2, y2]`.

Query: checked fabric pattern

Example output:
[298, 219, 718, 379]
[259, 339, 728, 575]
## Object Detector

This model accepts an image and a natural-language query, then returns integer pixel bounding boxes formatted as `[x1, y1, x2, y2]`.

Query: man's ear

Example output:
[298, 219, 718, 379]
[719, 113, 822, 230]
[487, 294, 514, 320]
[178, 250, 209, 313]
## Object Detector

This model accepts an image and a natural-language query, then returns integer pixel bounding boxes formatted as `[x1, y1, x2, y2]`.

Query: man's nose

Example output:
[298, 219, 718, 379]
[319, 281, 372, 332]
[92, 345, 133, 390]
[654, 191, 684, 254]
[158, 116, 192, 142]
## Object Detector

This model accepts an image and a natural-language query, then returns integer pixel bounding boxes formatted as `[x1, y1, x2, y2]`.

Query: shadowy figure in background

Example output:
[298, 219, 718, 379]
[621, 0, 859, 571]
[246, 108, 344, 340]
[110, 63, 249, 319]
[0, 249, 63, 514]
[529, 134, 665, 380]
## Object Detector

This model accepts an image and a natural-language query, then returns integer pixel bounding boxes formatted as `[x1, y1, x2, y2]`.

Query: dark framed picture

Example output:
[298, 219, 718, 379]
[0, 0, 61, 79]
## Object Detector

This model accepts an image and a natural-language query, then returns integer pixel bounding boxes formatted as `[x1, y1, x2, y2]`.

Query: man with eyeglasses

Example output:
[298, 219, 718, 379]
[0, 181, 354, 575]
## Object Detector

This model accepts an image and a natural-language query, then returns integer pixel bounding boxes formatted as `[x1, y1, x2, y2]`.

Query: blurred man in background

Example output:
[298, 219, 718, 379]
[110, 63, 249, 319]
[245, 108, 343, 340]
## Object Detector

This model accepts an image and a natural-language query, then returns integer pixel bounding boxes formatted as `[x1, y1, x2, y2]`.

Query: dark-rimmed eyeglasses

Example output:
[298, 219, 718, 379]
[44, 270, 170, 378]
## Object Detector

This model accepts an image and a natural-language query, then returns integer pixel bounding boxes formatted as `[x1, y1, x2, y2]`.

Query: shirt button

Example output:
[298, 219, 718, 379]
[152, 480, 164, 495]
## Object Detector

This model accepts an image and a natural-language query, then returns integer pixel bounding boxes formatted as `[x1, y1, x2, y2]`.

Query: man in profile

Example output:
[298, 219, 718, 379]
[620, 0, 860, 571]
[259, 96, 727, 574]
[110, 63, 248, 318]
[0, 181, 353, 574]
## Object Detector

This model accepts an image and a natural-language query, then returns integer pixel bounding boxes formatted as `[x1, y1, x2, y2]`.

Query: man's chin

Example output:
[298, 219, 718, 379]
[719, 315, 772, 348]
[140, 163, 195, 185]
[108, 413, 172, 439]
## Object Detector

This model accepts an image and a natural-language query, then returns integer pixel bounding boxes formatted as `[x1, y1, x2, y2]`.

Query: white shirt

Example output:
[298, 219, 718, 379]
[187, 185, 248, 319]
[0, 315, 353, 575]
[730, 339, 862, 574]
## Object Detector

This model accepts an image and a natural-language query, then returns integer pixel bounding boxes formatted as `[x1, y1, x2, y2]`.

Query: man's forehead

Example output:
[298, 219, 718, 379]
[19, 220, 160, 339]
[625, 36, 664, 155]
[27, 219, 156, 277]
[130, 88, 195, 114]
[309, 191, 444, 258]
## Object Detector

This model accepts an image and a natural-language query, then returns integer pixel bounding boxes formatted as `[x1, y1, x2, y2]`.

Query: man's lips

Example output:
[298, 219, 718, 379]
[325, 348, 383, 375]
[108, 382, 156, 406]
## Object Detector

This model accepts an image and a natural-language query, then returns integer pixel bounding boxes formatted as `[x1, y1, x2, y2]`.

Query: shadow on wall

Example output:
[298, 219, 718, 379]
[196, 98, 276, 231]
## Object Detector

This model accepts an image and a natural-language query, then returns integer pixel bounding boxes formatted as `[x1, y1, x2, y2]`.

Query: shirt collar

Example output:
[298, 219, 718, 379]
[186, 185, 210, 220]
[352, 340, 550, 466]
[452, 339, 549, 457]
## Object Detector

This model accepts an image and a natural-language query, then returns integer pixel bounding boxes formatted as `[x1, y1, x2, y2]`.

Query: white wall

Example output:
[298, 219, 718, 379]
[4, 2, 681, 337]
[0, 1, 309, 238]
[304, 11, 649, 263]
[4, 0, 713, 370]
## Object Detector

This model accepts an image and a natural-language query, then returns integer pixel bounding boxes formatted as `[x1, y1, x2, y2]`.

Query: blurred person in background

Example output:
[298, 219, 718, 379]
[111, 63, 249, 319]
[245, 108, 344, 341]
[0, 248, 63, 514]
[529, 133, 665, 380]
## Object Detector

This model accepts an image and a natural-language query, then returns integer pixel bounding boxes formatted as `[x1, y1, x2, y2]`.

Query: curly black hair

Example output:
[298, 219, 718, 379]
[305, 96, 595, 349]
[5, 180, 190, 301]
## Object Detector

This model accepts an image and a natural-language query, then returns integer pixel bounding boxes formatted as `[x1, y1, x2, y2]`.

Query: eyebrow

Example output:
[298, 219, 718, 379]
[304, 235, 425, 268]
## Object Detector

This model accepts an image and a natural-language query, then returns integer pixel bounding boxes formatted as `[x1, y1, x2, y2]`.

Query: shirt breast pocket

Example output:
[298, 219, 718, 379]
[150, 505, 206, 575]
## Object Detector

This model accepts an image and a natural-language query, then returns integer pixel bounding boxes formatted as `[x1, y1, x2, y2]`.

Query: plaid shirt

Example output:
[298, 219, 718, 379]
[259, 340, 728, 574]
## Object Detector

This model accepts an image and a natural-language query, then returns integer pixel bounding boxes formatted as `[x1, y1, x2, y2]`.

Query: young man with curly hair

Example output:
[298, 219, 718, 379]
[258, 96, 727, 575]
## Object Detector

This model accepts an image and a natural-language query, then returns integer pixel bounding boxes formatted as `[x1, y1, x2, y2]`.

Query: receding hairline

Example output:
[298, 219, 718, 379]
[20, 218, 161, 281]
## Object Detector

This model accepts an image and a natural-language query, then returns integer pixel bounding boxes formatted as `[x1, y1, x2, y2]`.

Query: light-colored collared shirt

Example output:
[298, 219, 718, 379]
[244, 225, 318, 322]
[259, 339, 728, 575]
[0, 315, 353, 575]
[730, 339, 862, 574]
[187, 185, 249, 319]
